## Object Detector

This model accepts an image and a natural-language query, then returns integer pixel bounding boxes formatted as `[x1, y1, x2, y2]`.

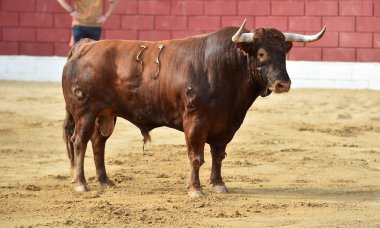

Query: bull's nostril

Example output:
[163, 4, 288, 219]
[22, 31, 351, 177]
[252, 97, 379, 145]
[269, 80, 291, 93]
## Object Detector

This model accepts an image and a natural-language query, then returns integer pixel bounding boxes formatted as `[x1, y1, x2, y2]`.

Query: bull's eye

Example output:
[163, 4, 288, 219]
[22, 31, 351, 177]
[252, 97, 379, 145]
[257, 48, 267, 62]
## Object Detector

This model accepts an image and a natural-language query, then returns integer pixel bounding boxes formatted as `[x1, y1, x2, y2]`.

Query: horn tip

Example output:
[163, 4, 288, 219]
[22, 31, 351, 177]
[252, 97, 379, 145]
[241, 18, 247, 27]
[319, 26, 327, 37]
[232, 19, 248, 43]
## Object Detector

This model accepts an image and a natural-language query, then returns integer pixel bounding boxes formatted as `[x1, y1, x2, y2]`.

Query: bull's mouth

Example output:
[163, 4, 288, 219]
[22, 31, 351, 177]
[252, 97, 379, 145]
[259, 88, 272, 97]
[268, 80, 291, 93]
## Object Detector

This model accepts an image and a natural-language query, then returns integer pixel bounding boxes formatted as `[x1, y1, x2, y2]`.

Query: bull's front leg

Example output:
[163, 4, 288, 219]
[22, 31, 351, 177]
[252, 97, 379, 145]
[210, 144, 228, 193]
[184, 118, 208, 197]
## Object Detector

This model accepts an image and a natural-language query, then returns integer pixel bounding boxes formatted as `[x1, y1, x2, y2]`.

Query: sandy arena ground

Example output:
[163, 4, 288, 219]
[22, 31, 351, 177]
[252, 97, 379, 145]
[0, 80, 379, 227]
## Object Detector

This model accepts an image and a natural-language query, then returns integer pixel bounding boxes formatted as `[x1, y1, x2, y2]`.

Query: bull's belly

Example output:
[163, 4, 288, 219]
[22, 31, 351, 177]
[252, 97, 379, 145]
[108, 96, 242, 145]
[115, 106, 184, 133]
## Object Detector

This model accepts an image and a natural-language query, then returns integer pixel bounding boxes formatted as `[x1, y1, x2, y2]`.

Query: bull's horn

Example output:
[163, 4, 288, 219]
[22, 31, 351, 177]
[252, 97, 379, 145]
[232, 19, 254, 43]
[284, 26, 327, 42]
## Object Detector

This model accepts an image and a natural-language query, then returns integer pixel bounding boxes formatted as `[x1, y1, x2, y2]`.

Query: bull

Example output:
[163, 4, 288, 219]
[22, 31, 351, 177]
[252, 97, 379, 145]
[62, 19, 325, 197]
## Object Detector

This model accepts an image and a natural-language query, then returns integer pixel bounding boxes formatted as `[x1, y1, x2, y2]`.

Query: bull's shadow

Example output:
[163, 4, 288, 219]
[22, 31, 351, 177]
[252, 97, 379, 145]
[229, 187, 380, 202]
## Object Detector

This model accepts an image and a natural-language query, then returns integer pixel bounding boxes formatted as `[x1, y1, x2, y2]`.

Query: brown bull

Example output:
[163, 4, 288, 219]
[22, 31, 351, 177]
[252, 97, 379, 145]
[62, 20, 325, 197]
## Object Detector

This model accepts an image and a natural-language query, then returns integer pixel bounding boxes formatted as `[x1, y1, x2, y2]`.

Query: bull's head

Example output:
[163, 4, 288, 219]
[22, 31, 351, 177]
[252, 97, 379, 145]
[232, 19, 326, 96]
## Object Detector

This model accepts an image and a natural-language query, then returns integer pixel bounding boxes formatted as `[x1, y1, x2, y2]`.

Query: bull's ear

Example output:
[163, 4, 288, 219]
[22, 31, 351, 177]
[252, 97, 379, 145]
[285, 41, 293, 53]
[236, 42, 251, 55]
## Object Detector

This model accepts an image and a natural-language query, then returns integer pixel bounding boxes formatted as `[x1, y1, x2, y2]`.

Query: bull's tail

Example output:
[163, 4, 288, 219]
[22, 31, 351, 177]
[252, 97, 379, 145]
[63, 108, 75, 168]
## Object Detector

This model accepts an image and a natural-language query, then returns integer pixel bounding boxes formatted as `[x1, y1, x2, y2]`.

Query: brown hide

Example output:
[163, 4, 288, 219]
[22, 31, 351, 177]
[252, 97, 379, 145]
[61, 26, 296, 194]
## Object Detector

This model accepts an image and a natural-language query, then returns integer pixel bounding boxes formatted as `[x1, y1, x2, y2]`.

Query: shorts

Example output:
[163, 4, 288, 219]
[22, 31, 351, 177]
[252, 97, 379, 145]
[72, 25, 102, 44]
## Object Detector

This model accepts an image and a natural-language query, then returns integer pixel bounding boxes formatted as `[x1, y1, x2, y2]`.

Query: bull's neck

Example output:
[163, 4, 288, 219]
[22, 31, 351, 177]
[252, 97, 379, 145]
[231, 54, 261, 115]
[204, 30, 260, 116]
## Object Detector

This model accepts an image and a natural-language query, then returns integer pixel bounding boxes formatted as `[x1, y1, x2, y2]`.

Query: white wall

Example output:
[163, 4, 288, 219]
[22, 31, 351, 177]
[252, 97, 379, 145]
[0, 56, 66, 82]
[287, 61, 380, 90]
[0, 56, 379, 90]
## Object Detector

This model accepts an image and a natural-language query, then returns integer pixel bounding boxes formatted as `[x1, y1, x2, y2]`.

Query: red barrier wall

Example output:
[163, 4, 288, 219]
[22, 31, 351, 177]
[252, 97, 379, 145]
[0, 0, 379, 61]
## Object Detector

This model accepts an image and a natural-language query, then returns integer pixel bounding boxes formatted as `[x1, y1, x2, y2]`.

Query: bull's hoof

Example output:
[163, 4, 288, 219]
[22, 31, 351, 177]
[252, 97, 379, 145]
[100, 179, 115, 188]
[188, 189, 206, 198]
[213, 185, 228, 194]
[74, 184, 90, 192]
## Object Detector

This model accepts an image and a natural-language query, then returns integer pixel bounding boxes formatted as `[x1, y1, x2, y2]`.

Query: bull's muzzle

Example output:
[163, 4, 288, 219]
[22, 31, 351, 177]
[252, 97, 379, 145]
[269, 80, 291, 93]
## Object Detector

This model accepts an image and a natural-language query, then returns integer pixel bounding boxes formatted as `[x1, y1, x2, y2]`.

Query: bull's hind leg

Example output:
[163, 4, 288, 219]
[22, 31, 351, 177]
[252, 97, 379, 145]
[91, 116, 116, 187]
[72, 114, 96, 192]
[184, 118, 208, 197]
[210, 144, 228, 193]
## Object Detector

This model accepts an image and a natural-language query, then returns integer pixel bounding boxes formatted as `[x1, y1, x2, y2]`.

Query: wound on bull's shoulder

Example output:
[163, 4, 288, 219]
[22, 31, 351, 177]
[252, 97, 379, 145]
[73, 86, 87, 102]
[186, 86, 196, 113]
